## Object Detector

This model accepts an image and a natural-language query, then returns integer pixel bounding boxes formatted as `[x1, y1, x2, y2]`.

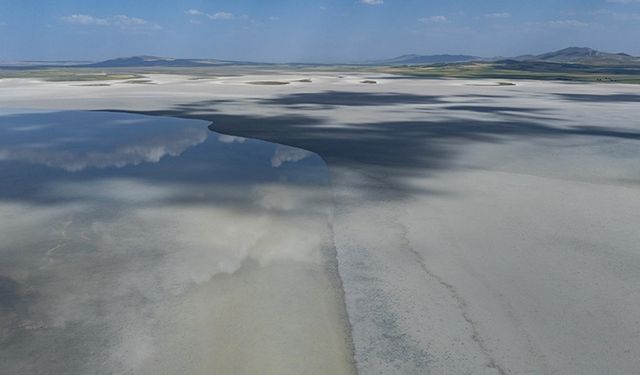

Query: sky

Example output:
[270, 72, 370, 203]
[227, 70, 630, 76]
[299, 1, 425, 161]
[1, 0, 640, 62]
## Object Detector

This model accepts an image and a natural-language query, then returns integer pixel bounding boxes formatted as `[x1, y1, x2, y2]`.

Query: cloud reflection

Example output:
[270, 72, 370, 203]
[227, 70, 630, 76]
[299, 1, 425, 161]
[271, 144, 313, 167]
[0, 176, 335, 374]
[0, 128, 208, 172]
[218, 134, 247, 143]
[0, 112, 351, 375]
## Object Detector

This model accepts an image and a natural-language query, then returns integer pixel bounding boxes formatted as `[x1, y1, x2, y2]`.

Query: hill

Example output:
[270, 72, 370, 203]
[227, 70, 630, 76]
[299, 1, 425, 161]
[84, 56, 237, 68]
[376, 54, 480, 65]
[377, 47, 639, 67]
[518, 47, 640, 65]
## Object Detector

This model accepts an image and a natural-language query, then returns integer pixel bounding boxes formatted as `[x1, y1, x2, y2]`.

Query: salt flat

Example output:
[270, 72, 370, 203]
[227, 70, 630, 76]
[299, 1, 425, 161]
[1, 73, 639, 374]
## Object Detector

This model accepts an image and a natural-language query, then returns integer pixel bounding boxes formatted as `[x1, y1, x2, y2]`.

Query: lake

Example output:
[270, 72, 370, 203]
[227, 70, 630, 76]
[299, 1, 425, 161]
[0, 110, 355, 375]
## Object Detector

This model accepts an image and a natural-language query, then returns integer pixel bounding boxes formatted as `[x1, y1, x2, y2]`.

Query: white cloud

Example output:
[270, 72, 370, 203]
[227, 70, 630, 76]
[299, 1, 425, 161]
[526, 19, 589, 28]
[60, 14, 161, 30]
[208, 12, 235, 20]
[548, 19, 589, 27]
[185, 9, 205, 16]
[60, 14, 109, 26]
[611, 12, 640, 20]
[606, 0, 640, 3]
[589, 9, 640, 20]
[185, 9, 236, 21]
[419, 15, 448, 24]
[485, 12, 511, 19]
[360, 0, 384, 5]
[113, 15, 162, 30]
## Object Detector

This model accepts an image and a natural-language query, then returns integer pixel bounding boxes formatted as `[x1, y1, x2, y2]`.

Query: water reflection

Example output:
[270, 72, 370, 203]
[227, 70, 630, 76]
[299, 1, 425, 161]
[218, 134, 247, 144]
[0, 112, 208, 171]
[0, 111, 354, 375]
[271, 144, 313, 167]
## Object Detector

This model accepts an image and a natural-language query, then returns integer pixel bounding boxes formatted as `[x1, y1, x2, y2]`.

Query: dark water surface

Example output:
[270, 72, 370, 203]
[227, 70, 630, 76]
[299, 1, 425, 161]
[0, 111, 355, 375]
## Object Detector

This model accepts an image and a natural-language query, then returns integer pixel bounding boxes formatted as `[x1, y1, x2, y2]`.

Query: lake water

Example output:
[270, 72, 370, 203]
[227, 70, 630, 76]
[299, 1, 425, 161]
[0, 111, 355, 375]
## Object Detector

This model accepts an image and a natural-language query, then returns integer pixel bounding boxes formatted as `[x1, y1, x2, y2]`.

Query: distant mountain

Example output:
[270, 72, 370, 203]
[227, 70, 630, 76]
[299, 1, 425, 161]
[89, 55, 484, 68]
[375, 54, 481, 65]
[0, 60, 92, 67]
[517, 47, 640, 65]
[376, 47, 640, 67]
[2, 47, 639, 69]
[84, 56, 241, 68]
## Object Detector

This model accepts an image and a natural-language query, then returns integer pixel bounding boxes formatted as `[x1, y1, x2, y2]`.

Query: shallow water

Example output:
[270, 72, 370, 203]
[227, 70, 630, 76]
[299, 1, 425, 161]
[0, 111, 355, 375]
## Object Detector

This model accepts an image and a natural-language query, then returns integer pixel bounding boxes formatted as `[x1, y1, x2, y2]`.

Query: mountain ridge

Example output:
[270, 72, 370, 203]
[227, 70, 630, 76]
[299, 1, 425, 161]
[84, 56, 257, 68]
[380, 47, 639, 66]
[2, 47, 639, 68]
[516, 47, 639, 65]
[374, 54, 481, 65]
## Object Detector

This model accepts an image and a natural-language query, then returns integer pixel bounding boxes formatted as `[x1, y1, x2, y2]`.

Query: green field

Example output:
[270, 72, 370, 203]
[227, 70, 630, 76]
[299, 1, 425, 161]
[2, 60, 640, 84]
[0, 68, 143, 82]
[379, 61, 640, 84]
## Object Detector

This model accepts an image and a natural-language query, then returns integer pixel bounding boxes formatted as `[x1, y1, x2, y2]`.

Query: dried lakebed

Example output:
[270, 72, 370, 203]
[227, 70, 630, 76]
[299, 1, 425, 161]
[1, 75, 640, 374]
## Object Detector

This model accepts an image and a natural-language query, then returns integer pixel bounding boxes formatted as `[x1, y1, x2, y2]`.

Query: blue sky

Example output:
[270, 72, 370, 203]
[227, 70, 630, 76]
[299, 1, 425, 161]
[1, 0, 639, 62]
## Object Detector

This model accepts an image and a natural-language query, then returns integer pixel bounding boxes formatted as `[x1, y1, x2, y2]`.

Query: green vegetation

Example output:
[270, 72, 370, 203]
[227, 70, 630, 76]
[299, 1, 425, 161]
[246, 81, 290, 85]
[0, 68, 142, 82]
[379, 61, 640, 84]
[72, 83, 112, 87]
[123, 79, 156, 84]
[2, 60, 640, 84]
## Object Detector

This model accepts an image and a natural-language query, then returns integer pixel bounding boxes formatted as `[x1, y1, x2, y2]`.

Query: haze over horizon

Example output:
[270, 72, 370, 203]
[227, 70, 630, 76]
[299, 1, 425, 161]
[2, 0, 640, 63]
